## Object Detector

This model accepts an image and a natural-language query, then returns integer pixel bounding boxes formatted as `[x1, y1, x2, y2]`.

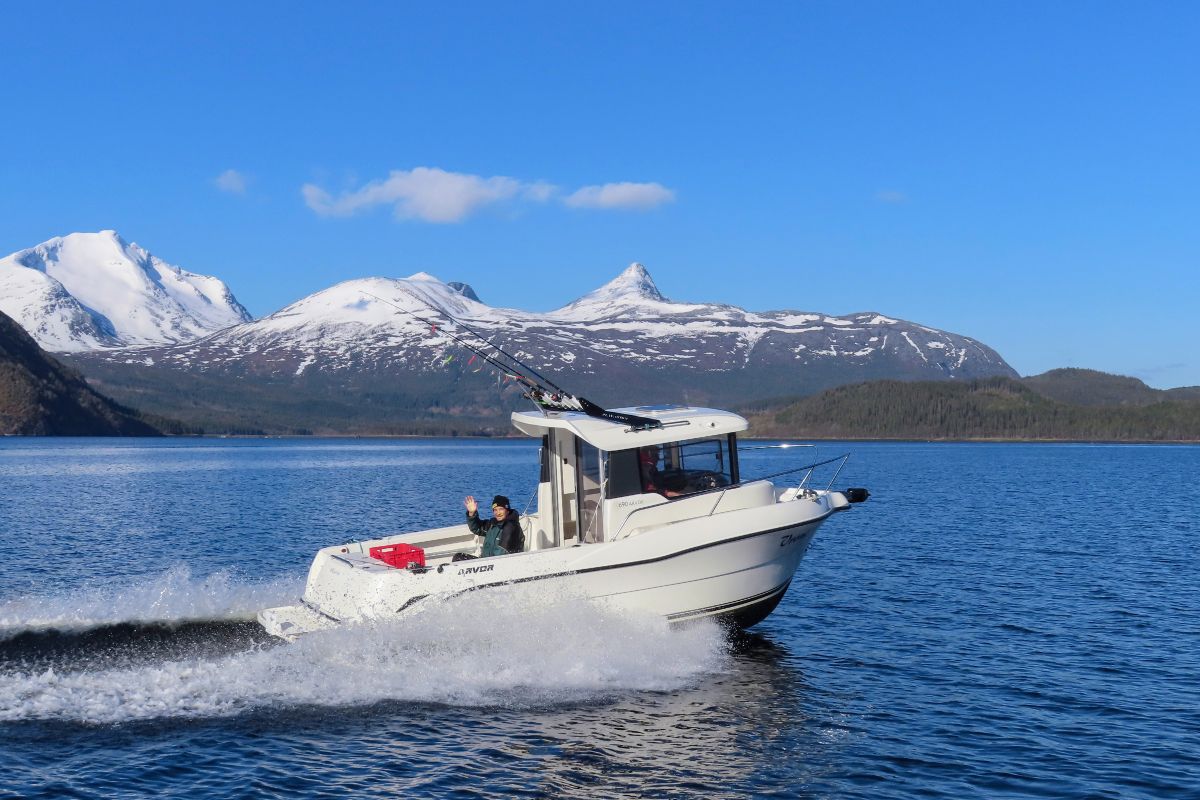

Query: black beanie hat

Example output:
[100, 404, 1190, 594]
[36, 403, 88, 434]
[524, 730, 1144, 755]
[492, 495, 511, 509]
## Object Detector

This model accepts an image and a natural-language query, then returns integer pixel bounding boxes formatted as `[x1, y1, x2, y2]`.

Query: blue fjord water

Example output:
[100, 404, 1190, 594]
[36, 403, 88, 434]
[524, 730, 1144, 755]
[0, 438, 1197, 798]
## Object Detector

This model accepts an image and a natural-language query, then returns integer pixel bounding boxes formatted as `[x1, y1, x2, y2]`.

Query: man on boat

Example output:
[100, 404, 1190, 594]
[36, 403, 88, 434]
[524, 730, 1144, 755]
[639, 445, 663, 492]
[640, 445, 686, 498]
[454, 495, 524, 561]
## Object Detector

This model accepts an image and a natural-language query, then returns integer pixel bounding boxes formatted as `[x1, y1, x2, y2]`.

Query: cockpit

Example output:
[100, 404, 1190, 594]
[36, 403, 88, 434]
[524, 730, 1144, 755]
[511, 404, 752, 549]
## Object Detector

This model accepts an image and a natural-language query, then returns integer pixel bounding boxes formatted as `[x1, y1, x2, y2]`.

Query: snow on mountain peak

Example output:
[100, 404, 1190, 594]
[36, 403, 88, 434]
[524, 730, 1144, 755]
[0, 231, 251, 351]
[72, 256, 1017, 390]
[608, 262, 665, 301]
[234, 273, 509, 345]
[551, 262, 689, 321]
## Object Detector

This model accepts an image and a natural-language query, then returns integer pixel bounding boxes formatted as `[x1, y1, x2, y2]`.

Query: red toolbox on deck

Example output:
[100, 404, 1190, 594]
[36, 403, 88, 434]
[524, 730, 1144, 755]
[368, 543, 426, 569]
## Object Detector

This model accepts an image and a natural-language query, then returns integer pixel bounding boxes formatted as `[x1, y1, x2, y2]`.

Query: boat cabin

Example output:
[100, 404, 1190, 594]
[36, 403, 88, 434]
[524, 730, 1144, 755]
[511, 404, 749, 550]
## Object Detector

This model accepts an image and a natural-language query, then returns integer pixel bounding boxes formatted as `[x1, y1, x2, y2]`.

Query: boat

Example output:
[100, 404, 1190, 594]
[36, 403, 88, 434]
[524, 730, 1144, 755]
[258, 293, 868, 640]
[259, 401, 867, 639]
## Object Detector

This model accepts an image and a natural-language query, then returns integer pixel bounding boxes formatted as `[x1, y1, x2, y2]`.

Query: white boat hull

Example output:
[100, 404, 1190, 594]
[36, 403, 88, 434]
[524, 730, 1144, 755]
[259, 485, 848, 640]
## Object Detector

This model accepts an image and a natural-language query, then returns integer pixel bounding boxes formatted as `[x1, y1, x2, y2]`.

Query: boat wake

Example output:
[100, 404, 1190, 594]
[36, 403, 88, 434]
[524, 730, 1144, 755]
[0, 619, 273, 676]
[0, 581, 728, 725]
[0, 565, 303, 638]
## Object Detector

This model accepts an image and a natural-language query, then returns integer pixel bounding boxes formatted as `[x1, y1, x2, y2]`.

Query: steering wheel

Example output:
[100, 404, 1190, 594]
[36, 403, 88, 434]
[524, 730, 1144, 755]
[693, 471, 728, 490]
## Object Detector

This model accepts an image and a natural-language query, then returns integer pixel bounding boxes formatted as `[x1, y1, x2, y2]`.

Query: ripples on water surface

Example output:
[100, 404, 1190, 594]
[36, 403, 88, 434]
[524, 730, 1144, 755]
[1, 438, 1197, 798]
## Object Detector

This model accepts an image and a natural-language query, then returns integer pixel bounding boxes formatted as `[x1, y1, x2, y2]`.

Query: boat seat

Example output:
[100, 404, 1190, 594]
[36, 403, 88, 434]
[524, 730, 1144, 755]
[518, 514, 557, 551]
[519, 514, 533, 552]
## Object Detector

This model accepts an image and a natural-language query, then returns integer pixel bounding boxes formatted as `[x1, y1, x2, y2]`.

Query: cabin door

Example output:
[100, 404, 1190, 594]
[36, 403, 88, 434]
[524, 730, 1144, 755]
[575, 440, 605, 543]
[547, 430, 578, 544]
[545, 431, 605, 545]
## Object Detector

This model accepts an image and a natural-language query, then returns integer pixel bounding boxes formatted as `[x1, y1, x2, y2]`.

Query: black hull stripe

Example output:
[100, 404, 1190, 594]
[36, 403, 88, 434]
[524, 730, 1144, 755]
[666, 579, 792, 621]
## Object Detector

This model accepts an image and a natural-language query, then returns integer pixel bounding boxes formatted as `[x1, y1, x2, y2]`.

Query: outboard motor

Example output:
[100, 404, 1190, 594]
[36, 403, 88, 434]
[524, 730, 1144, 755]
[845, 487, 870, 503]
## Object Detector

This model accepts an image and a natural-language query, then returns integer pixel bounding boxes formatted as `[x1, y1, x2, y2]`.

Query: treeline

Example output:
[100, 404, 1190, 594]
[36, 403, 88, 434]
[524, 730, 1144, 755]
[744, 377, 1200, 441]
[68, 357, 521, 436]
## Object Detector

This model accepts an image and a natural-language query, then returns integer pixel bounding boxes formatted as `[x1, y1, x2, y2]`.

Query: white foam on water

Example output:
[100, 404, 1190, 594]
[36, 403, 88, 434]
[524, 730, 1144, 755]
[0, 584, 729, 724]
[0, 565, 303, 637]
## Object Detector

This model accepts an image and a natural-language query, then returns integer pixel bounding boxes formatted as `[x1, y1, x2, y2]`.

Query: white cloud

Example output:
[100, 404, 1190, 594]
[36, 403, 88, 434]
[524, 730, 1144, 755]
[302, 168, 675, 222]
[523, 181, 559, 203]
[303, 167, 534, 223]
[214, 169, 248, 194]
[564, 182, 676, 210]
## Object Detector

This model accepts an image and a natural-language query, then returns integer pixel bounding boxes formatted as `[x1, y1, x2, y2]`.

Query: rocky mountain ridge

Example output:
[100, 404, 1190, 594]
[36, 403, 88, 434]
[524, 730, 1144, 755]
[63, 265, 1018, 432]
[79, 263, 1016, 389]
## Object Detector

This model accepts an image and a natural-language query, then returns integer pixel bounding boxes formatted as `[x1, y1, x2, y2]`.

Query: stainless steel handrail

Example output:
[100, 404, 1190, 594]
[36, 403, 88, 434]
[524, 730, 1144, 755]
[793, 454, 850, 495]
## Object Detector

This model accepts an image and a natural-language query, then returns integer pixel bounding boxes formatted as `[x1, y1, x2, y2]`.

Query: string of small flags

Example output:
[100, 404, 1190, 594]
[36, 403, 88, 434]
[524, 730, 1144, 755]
[430, 345, 527, 383]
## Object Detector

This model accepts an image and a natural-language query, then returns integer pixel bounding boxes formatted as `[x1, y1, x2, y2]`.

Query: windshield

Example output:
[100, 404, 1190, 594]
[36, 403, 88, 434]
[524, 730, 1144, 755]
[608, 435, 738, 499]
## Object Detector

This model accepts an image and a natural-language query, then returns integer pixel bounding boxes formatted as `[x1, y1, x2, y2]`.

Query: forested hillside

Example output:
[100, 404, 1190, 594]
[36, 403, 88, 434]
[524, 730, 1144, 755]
[66, 357, 528, 436]
[1021, 368, 1200, 406]
[744, 376, 1200, 441]
[0, 310, 180, 436]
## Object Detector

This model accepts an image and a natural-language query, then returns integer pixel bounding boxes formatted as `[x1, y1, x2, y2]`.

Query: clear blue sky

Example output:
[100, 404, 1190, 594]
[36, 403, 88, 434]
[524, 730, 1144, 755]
[3, 1, 1197, 387]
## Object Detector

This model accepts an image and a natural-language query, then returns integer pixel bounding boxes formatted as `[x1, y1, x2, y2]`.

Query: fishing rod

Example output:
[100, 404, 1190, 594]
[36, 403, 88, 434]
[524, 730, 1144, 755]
[404, 288, 572, 398]
[394, 293, 638, 422]
[361, 288, 662, 430]
[361, 290, 537, 387]
[362, 289, 566, 396]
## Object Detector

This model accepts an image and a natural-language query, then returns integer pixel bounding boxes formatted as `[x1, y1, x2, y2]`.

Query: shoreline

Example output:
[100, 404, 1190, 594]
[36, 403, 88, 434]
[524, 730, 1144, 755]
[4, 432, 1198, 444]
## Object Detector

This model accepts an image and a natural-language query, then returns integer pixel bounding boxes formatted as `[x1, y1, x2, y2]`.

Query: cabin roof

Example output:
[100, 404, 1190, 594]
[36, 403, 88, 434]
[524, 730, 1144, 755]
[510, 404, 748, 451]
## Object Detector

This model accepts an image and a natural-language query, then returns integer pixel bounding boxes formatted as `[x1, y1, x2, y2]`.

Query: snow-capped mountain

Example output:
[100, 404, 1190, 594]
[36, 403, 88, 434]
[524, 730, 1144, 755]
[72, 264, 1017, 423]
[0, 231, 251, 351]
[552, 262, 699, 320]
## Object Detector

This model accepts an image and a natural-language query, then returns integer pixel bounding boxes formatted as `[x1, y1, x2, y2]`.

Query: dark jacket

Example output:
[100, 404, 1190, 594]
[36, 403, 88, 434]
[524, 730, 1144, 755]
[466, 509, 524, 557]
